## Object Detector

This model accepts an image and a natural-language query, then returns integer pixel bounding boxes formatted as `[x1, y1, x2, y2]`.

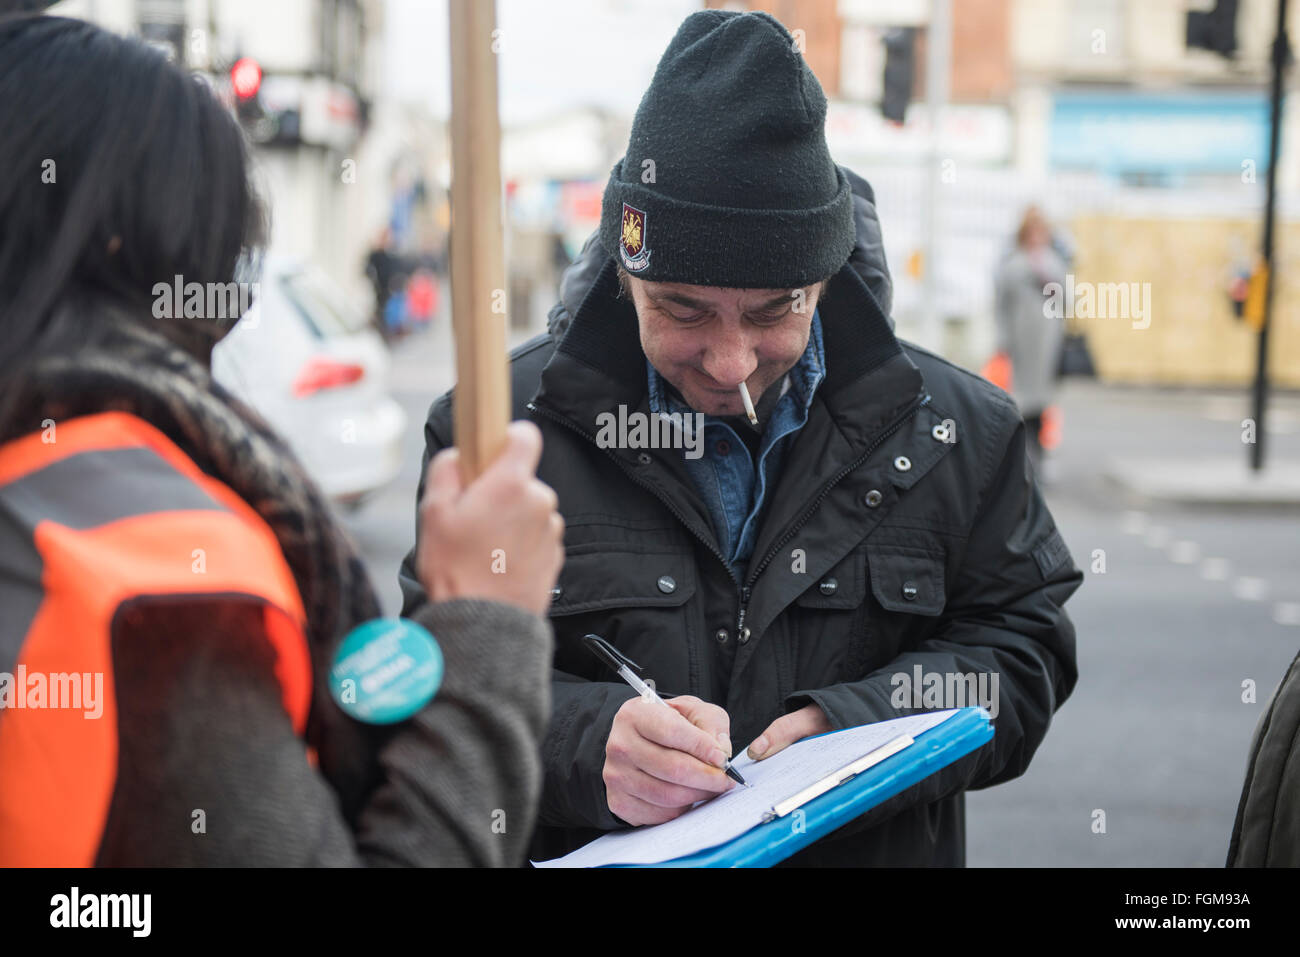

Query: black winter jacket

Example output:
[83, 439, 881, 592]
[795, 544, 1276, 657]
[1228, 646, 1300, 866]
[399, 170, 1083, 866]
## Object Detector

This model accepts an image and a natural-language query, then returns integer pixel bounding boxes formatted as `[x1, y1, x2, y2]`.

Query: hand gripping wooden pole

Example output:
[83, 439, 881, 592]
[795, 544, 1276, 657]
[448, 0, 510, 480]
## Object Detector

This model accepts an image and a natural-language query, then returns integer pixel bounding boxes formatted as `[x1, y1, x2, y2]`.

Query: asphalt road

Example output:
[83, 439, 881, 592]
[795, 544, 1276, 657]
[339, 321, 1300, 867]
[965, 381, 1300, 867]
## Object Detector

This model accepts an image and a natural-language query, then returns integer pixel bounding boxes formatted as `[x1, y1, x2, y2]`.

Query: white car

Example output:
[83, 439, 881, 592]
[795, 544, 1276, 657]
[213, 259, 406, 508]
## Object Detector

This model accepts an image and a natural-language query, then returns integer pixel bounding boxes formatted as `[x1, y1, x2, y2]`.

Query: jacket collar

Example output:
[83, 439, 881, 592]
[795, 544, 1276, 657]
[532, 254, 926, 450]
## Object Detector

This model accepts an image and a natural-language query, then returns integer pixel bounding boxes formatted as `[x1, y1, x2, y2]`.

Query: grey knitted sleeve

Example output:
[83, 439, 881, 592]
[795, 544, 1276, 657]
[350, 598, 554, 866]
[94, 597, 552, 867]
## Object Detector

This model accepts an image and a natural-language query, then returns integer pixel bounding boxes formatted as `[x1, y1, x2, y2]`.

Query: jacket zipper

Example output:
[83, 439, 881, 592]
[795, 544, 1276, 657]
[529, 390, 930, 642]
[737, 585, 751, 636]
[735, 392, 932, 633]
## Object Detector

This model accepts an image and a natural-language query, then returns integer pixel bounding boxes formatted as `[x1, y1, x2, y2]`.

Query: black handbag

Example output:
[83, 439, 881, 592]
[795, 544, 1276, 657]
[1056, 322, 1096, 378]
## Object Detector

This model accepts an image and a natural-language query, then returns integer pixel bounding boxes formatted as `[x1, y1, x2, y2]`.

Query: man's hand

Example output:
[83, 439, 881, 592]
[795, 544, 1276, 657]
[415, 420, 565, 617]
[746, 703, 832, 761]
[603, 695, 735, 826]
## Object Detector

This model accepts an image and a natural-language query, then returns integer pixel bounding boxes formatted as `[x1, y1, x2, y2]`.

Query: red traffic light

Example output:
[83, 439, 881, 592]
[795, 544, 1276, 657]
[231, 57, 262, 100]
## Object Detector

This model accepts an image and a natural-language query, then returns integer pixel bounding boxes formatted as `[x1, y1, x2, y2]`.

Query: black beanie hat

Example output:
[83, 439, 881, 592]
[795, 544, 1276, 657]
[599, 9, 854, 290]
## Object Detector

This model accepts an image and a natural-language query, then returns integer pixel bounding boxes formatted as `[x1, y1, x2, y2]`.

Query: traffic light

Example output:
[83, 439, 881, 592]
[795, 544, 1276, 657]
[1187, 0, 1239, 58]
[881, 27, 916, 124]
[230, 57, 262, 101]
[228, 56, 271, 136]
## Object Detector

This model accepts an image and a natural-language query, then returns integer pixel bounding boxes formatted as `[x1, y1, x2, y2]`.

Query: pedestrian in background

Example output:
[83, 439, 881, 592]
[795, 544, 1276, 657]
[993, 205, 1069, 470]
[364, 226, 402, 337]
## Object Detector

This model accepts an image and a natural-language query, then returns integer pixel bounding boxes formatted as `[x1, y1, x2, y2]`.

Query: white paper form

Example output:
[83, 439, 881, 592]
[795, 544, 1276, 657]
[532, 709, 958, 868]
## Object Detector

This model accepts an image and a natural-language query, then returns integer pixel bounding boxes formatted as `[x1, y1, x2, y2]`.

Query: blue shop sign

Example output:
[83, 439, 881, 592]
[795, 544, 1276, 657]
[1050, 90, 1270, 175]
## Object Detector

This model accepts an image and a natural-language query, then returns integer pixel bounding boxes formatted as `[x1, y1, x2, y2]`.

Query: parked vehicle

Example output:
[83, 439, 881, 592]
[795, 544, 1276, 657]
[213, 258, 406, 508]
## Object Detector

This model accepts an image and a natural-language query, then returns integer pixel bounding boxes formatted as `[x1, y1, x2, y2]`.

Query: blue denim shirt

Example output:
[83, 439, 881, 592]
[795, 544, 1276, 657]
[647, 311, 826, 582]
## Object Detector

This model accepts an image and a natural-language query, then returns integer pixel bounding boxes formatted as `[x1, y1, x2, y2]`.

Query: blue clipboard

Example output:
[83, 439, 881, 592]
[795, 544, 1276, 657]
[621, 707, 994, 868]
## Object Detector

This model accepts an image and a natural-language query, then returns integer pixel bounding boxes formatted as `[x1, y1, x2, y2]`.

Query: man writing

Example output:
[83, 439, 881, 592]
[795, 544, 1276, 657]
[400, 9, 1082, 865]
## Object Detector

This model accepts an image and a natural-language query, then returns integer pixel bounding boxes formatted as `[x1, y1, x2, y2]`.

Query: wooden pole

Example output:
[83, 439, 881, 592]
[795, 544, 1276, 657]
[448, 0, 510, 480]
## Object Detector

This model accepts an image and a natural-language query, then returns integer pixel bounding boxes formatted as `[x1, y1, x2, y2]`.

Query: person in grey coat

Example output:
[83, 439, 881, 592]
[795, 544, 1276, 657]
[993, 206, 1068, 466]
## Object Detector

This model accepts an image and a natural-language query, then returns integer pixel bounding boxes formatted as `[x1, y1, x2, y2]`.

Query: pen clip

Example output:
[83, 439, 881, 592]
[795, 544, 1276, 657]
[582, 633, 644, 677]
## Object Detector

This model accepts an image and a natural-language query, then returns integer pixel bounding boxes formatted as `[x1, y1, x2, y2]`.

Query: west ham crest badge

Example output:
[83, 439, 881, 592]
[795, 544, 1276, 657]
[619, 203, 651, 272]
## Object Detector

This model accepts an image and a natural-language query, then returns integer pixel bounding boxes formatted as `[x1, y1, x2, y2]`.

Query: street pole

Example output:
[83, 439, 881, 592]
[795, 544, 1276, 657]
[1252, 0, 1289, 471]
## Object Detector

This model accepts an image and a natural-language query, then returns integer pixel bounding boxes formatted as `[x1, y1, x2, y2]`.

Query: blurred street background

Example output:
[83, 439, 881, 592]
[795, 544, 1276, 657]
[52, 0, 1300, 866]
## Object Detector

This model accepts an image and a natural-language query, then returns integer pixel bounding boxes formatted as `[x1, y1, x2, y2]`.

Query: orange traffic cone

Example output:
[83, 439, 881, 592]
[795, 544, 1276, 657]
[980, 351, 1013, 393]
[1040, 404, 1063, 451]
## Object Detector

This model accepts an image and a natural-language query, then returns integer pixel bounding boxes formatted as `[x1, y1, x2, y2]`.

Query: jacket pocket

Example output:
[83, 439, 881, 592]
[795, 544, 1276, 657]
[794, 547, 867, 611]
[548, 549, 697, 616]
[793, 547, 870, 689]
[866, 541, 947, 616]
[547, 549, 701, 696]
[844, 540, 949, 680]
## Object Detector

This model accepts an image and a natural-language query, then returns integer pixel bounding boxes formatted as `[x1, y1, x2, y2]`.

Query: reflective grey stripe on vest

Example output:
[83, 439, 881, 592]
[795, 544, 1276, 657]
[0, 445, 228, 673]
[0, 515, 43, 675]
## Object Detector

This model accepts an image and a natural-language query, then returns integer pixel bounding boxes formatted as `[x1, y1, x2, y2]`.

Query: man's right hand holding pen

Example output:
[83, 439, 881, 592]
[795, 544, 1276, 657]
[603, 695, 737, 826]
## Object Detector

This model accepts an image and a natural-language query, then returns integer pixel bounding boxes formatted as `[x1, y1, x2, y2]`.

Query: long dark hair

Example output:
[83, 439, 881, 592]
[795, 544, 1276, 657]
[0, 15, 264, 414]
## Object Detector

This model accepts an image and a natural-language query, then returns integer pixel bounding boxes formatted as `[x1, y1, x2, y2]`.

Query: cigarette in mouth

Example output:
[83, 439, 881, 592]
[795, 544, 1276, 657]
[739, 382, 758, 426]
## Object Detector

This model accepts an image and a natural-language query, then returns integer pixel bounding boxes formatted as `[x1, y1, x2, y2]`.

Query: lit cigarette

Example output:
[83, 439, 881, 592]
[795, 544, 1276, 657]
[738, 381, 758, 425]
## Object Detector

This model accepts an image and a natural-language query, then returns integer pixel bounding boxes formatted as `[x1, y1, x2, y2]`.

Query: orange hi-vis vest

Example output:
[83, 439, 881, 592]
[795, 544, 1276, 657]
[0, 411, 312, 866]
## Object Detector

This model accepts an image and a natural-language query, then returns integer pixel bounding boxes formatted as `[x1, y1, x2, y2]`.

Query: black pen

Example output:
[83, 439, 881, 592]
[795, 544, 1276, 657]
[582, 633, 747, 787]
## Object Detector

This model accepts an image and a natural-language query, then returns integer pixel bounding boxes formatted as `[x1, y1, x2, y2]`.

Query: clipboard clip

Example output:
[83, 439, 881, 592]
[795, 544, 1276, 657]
[759, 734, 915, 823]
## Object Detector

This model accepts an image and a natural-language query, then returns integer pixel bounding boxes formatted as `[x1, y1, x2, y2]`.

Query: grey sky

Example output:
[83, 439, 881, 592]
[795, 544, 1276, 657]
[383, 0, 703, 126]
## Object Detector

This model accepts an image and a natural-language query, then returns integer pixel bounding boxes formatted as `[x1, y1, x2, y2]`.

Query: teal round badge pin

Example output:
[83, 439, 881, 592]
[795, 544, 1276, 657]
[329, 618, 443, 724]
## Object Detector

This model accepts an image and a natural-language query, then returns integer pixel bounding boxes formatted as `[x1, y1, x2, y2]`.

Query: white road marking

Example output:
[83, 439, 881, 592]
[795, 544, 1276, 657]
[1121, 511, 1148, 535]
[1232, 577, 1269, 601]
[1200, 557, 1231, 581]
[1274, 603, 1300, 626]
[1144, 526, 1171, 549]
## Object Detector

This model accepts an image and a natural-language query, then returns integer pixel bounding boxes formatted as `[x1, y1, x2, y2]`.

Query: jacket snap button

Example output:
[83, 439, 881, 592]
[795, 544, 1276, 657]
[737, 627, 752, 644]
[637, 452, 652, 466]
[550, 586, 562, 601]
[714, 628, 729, 644]
[657, 575, 676, 594]
[864, 489, 883, 508]
[894, 455, 912, 472]
[819, 578, 838, 596]
[902, 581, 918, 601]
[931, 423, 950, 442]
